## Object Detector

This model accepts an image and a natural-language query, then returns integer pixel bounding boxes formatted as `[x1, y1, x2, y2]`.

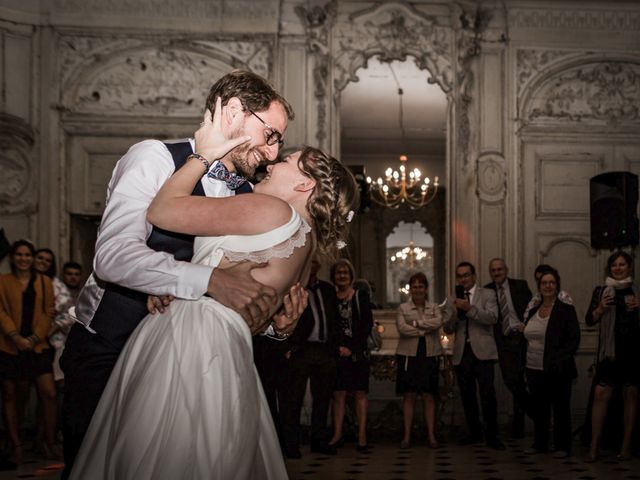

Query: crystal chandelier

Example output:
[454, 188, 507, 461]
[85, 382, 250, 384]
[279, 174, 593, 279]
[389, 240, 429, 269]
[364, 64, 440, 209]
[367, 155, 439, 209]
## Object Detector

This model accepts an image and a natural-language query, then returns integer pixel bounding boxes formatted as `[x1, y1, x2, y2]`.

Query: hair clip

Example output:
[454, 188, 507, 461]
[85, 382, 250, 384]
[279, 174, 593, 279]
[346, 210, 354, 223]
[336, 240, 347, 250]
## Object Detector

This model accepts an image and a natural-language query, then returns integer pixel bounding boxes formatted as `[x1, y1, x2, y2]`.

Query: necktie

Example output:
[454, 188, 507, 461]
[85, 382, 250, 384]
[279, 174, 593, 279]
[498, 285, 511, 335]
[207, 161, 247, 190]
[464, 291, 471, 342]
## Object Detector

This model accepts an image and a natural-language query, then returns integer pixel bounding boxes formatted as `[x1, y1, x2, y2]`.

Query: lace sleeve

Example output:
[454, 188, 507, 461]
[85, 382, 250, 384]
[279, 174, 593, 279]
[222, 220, 311, 264]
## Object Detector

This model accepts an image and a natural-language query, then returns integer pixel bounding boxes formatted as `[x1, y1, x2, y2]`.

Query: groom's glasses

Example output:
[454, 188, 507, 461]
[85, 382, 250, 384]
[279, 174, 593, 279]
[247, 109, 284, 147]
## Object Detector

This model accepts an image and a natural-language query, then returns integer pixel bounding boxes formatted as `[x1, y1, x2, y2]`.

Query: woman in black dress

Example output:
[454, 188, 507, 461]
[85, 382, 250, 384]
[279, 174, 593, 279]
[585, 251, 639, 461]
[395, 272, 442, 449]
[328, 259, 373, 452]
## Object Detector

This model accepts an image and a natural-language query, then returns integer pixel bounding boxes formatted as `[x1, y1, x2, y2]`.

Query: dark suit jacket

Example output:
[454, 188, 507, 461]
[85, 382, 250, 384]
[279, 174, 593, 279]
[525, 301, 581, 379]
[288, 279, 340, 355]
[336, 288, 374, 356]
[485, 277, 532, 342]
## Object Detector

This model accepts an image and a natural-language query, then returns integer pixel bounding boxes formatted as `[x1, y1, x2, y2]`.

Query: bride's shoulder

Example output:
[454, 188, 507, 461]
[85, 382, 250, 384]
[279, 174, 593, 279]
[243, 193, 295, 232]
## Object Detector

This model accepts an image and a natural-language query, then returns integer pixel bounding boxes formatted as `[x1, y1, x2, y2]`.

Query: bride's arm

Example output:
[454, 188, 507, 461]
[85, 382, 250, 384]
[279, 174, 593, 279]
[147, 157, 290, 236]
[147, 96, 290, 236]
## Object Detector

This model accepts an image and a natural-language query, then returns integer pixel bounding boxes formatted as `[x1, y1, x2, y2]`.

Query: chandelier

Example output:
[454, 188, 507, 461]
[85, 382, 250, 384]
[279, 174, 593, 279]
[367, 155, 439, 209]
[389, 240, 430, 269]
[365, 63, 440, 209]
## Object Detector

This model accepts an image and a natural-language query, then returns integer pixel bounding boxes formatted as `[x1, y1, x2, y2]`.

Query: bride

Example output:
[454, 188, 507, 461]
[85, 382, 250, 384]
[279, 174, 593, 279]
[69, 99, 359, 480]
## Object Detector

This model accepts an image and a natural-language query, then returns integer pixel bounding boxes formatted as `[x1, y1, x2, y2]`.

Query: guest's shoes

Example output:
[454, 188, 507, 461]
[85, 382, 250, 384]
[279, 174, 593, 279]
[399, 439, 411, 449]
[43, 443, 63, 460]
[328, 437, 344, 449]
[584, 448, 598, 463]
[458, 435, 483, 446]
[616, 449, 632, 461]
[310, 443, 337, 455]
[283, 446, 302, 459]
[356, 443, 369, 453]
[553, 450, 569, 459]
[0, 458, 16, 471]
[9, 445, 23, 466]
[524, 445, 547, 455]
[486, 439, 506, 451]
[428, 439, 440, 449]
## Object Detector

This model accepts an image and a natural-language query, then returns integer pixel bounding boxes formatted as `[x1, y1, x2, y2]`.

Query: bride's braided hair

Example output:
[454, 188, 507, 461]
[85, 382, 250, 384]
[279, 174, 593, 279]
[297, 146, 359, 261]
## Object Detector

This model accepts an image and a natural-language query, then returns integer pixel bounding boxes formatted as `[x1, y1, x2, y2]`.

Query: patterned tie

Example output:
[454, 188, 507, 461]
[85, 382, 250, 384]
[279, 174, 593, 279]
[207, 161, 247, 190]
[498, 285, 511, 335]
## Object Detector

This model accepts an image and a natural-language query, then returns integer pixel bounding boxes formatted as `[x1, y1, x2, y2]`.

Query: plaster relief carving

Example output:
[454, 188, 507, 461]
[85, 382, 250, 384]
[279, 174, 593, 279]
[527, 62, 640, 126]
[516, 48, 572, 95]
[60, 36, 272, 115]
[0, 114, 35, 215]
[476, 152, 506, 203]
[510, 8, 640, 31]
[333, 3, 453, 94]
[295, 0, 337, 147]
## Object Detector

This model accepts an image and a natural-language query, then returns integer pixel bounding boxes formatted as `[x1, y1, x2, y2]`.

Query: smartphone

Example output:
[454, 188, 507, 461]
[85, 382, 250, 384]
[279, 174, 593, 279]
[455, 285, 465, 299]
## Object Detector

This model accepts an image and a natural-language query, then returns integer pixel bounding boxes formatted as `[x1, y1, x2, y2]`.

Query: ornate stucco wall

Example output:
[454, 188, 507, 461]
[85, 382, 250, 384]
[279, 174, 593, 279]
[1, 0, 640, 419]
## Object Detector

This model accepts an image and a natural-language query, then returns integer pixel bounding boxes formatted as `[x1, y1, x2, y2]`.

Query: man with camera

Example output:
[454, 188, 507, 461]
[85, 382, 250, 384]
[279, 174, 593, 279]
[444, 261, 504, 450]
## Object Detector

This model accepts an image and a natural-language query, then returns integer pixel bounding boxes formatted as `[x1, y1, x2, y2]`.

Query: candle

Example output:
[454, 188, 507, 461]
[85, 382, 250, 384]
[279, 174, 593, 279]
[441, 334, 450, 350]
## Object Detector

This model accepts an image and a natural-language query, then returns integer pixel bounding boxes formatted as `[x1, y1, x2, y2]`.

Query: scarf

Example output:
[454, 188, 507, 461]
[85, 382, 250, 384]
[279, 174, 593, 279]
[597, 278, 637, 362]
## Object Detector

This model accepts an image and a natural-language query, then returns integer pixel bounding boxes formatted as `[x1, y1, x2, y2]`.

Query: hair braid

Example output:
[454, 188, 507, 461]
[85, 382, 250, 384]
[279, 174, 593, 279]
[297, 146, 359, 262]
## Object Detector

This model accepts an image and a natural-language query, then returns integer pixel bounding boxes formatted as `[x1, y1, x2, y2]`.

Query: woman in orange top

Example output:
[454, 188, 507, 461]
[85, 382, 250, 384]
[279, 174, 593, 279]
[0, 240, 57, 463]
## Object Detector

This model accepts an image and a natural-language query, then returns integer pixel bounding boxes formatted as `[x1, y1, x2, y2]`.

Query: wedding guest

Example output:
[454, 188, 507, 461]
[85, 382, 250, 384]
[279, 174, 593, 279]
[283, 258, 340, 458]
[396, 272, 442, 449]
[523, 264, 573, 320]
[484, 258, 532, 438]
[328, 259, 373, 452]
[61, 262, 83, 301]
[0, 240, 57, 463]
[585, 251, 639, 462]
[524, 267, 580, 458]
[443, 261, 503, 450]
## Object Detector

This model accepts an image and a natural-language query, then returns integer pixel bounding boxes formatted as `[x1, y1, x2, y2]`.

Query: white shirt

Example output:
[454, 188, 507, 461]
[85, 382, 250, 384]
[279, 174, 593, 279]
[524, 311, 549, 370]
[74, 139, 234, 331]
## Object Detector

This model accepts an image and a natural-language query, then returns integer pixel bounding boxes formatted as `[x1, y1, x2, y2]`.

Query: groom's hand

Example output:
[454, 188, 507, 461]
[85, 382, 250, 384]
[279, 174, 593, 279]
[208, 262, 277, 330]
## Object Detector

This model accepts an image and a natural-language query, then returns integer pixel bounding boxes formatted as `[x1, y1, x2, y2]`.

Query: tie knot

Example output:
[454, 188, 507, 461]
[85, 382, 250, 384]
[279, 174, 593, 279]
[207, 161, 247, 190]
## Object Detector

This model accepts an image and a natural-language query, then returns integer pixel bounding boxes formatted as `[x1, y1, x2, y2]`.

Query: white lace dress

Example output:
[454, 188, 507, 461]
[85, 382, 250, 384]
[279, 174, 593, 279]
[70, 208, 309, 480]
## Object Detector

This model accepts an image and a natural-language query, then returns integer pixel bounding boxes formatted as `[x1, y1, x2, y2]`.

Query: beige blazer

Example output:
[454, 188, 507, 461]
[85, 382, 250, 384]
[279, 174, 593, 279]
[443, 285, 498, 365]
[396, 300, 443, 357]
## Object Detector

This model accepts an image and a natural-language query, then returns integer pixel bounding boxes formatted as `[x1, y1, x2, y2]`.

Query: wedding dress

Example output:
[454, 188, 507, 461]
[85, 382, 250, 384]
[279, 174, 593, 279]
[70, 207, 309, 480]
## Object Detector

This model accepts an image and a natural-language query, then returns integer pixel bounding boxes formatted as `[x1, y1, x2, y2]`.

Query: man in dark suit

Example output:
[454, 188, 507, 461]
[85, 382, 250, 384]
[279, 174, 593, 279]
[484, 258, 532, 438]
[282, 259, 340, 458]
[444, 261, 504, 450]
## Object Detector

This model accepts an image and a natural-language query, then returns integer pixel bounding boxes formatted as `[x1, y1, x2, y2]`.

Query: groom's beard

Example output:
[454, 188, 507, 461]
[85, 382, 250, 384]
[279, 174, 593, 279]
[228, 126, 262, 179]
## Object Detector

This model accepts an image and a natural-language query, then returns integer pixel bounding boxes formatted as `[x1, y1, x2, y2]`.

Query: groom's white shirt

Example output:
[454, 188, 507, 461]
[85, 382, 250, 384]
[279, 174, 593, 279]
[74, 138, 234, 331]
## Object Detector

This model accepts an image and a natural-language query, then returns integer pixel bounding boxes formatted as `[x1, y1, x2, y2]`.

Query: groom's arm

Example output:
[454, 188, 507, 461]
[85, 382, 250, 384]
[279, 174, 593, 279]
[93, 140, 213, 299]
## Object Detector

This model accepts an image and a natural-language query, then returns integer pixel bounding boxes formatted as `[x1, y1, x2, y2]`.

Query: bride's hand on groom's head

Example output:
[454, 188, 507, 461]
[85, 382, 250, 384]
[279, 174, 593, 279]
[195, 96, 251, 163]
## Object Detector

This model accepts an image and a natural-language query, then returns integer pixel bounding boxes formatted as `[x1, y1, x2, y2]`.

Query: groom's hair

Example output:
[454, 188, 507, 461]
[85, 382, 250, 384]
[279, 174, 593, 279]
[205, 70, 294, 120]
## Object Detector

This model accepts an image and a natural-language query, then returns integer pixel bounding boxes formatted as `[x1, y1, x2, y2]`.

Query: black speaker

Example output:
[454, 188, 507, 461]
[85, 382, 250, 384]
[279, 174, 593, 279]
[590, 171, 639, 249]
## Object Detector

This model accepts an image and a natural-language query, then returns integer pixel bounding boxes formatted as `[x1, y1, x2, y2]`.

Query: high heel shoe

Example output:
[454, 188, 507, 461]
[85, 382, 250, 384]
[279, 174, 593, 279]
[356, 443, 369, 453]
[10, 444, 23, 466]
[328, 437, 344, 448]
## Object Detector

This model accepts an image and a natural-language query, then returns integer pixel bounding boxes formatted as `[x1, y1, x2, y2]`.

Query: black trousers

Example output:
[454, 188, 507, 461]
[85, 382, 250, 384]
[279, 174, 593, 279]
[60, 289, 147, 480]
[497, 332, 528, 433]
[526, 368, 573, 452]
[283, 342, 336, 449]
[455, 343, 499, 441]
[253, 336, 289, 444]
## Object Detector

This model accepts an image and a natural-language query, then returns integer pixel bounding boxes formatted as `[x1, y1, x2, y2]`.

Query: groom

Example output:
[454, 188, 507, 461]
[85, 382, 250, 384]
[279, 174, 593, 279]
[61, 70, 303, 478]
